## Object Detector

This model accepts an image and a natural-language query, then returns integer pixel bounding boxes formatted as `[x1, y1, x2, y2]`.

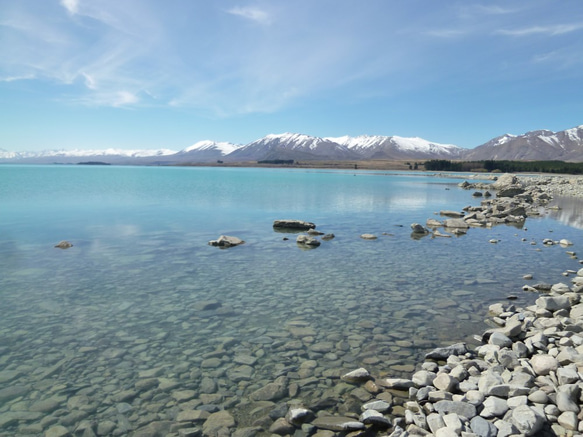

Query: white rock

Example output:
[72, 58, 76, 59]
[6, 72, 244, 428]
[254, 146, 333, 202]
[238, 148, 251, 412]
[412, 370, 436, 387]
[443, 413, 463, 434]
[551, 282, 571, 294]
[506, 395, 527, 409]
[530, 354, 559, 376]
[341, 367, 370, 383]
[480, 396, 508, 418]
[510, 405, 545, 436]
[558, 411, 578, 431]
[427, 413, 445, 434]
[433, 373, 459, 392]
[436, 427, 459, 437]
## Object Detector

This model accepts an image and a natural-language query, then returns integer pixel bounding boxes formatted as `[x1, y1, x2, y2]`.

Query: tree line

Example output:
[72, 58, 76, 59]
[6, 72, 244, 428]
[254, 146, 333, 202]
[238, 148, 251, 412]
[423, 160, 583, 175]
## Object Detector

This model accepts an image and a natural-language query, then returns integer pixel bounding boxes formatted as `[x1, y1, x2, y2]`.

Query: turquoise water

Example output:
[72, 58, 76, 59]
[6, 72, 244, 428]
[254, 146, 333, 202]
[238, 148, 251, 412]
[0, 165, 582, 432]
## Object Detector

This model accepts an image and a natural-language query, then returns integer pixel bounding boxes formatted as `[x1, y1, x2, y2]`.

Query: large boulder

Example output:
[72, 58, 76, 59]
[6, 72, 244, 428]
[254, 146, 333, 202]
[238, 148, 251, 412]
[491, 174, 521, 190]
[273, 220, 316, 231]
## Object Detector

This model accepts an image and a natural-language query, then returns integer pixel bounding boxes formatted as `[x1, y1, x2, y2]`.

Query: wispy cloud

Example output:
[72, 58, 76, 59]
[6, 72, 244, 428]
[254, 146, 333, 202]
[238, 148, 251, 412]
[226, 6, 272, 25]
[60, 0, 79, 15]
[496, 23, 583, 37]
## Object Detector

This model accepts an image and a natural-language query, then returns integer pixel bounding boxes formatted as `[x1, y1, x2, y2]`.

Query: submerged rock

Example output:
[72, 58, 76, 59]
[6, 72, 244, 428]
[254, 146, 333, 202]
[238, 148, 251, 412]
[296, 235, 321, 247]
[208, 235, 245, 248]
[54, 240, 73, 249]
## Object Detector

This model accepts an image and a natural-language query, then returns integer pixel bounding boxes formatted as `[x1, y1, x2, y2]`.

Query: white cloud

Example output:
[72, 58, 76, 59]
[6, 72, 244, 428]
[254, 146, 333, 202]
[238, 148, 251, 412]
[114, 91, 139, 106]
[60, 0, 79, 15]
[496, 23, 583, 37]
[226, 6, 272, 25]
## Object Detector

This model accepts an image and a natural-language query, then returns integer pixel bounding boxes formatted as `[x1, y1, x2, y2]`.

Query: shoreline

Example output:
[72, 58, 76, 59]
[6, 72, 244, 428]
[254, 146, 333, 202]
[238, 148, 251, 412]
[229, 174, 583, 437]
[307, 174, 583, 437]
[2, 172, 583, 437]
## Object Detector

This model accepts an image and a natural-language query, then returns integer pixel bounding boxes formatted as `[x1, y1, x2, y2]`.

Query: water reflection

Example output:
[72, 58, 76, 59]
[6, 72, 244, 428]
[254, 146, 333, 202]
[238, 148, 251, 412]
[548, 196, 583, 229]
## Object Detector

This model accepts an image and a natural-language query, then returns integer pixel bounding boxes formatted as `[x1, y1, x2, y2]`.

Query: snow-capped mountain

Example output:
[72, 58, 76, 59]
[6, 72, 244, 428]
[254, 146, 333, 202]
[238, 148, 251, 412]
[174, 141, 241, 162]
[328, 135, 463, 160]
[0, 147, 178, 164]
[463, 126, 583, 161]
[2, 125, 583, 165]
[225, 133, 360, 161]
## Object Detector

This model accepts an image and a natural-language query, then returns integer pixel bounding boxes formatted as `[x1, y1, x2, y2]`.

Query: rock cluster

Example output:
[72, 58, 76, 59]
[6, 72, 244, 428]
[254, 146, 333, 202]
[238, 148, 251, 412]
[258, 268, 583, 437]
[420, 174, 557, 235]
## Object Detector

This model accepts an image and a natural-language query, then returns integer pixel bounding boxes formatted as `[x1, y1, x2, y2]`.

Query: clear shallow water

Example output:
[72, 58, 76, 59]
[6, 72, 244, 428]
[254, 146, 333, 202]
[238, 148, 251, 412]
[0, 165, 582, 433]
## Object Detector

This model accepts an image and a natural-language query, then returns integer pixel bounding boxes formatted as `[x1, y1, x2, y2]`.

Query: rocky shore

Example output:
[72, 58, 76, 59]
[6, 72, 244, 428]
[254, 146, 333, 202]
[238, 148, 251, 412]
[226, 174, 583, 437]
[1, 173, 582, 437]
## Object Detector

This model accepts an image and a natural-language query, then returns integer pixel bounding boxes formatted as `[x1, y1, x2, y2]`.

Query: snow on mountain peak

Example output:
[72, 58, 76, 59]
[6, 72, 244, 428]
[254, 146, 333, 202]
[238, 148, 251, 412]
[182, 140, 240, 154]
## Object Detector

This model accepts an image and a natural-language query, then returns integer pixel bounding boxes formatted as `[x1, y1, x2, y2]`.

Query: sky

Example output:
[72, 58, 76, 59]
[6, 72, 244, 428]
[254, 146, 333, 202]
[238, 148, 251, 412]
[1, 0, 583, 152]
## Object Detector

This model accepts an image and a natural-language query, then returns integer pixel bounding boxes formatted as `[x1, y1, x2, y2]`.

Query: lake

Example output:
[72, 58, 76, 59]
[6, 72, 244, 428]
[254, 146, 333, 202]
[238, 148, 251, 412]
[0, 165, 581, 434]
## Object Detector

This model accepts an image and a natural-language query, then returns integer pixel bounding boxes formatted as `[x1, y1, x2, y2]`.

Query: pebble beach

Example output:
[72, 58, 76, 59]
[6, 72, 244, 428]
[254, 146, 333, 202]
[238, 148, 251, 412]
[1, 173, 583, 437]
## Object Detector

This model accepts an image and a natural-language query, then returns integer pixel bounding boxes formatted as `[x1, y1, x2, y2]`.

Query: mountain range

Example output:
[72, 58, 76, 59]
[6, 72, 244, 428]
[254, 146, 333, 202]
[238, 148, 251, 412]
[1, 125, 582, 165]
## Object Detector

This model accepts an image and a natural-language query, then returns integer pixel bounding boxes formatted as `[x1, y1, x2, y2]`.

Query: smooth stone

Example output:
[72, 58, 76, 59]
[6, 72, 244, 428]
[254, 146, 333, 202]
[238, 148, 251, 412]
[285, 408, 314, 425]
[176, 410, 211, 422]
[436, 428, 459, 437]
[133, 421, 173, 437]
[360, 409, 391, 427]
[470, 416, 497, 437]
[434, 400, 477, 419]
[480, 396, 508, 418]
[425, 343, 468, 360]
[442, 413, 463, 434]
[557, 411, 578, 431]
[311, 416, 365, 431]
[202, 411, 236, 436]
[341, 367, 370, 383]
[45, 425, 71, 437]
[427, 413, 445, 434]
[360, 234, 377, 240]
[530, 354, 559, 375]
[362, 400, 392, 413]
[433, 373, 459, 392]
[527, 390, 549, 404]
[179, 428, 202, 437]
[29, 397, 62, 413]
[412, 370, 436, 387]
[0, 385, 29, 403]
[378, 378, 415, 390]
[269, 417, 295, 435]
[488, 332, 512, 348]
[249, 378, 288, 402]
[0, 411, 43, 428]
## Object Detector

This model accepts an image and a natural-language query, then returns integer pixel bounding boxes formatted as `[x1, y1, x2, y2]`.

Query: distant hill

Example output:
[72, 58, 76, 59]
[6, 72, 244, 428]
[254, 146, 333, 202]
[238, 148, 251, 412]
[463, 126, 583, 161]
[2, 125, 583, 164]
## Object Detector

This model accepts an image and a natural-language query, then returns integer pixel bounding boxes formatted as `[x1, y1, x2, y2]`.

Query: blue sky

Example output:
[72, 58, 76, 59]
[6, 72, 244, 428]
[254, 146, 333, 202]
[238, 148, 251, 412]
[1, 0, 583, 152]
